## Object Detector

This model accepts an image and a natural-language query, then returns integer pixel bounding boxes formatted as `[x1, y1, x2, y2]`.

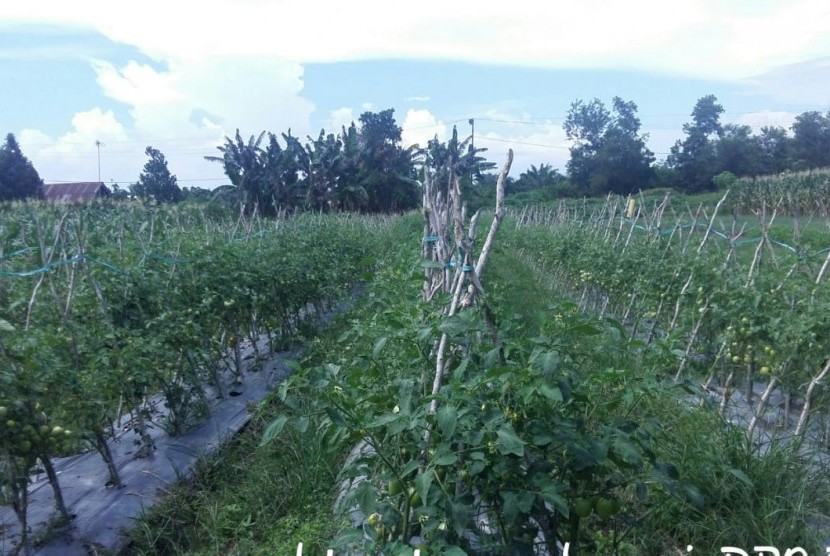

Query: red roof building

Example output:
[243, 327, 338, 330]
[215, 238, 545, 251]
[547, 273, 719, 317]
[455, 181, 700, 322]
[42, 182, 111, 203]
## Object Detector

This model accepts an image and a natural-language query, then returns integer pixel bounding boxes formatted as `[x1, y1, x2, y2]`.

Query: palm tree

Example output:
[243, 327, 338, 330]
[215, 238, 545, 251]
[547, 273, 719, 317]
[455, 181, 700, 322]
[205, 130, 266, 215]
[515, 163, 564, 192]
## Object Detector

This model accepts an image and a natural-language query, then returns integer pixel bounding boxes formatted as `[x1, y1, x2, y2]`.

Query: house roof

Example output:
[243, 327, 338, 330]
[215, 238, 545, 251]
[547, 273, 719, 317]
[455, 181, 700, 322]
[43, 182, 111, 203]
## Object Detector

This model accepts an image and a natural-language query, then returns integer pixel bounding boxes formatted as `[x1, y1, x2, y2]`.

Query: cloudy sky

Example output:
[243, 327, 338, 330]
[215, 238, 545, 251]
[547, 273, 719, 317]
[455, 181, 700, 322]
[1, 0, 829, 188]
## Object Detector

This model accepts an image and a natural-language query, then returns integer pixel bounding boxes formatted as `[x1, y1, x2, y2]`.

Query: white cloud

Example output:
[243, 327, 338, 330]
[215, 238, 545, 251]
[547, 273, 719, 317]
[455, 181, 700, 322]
[19, 107, 129, 182]
[4, 0, 829, 79]
[734, 111, 798, 133]
[66, 107, 128, 143]
[93, 60, 183, 105]
[740, 57, 830, 105]
[326, 108, 357, 133]
[401, 109, 447, 150]
[19, 57, 315, 187]
[471, 115, 571, 175]
[6, 0, 830, 185]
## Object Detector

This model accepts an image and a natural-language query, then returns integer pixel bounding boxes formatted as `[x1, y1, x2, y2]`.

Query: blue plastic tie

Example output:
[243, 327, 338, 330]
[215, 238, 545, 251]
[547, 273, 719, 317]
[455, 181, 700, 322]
[0, 247, 38, 261]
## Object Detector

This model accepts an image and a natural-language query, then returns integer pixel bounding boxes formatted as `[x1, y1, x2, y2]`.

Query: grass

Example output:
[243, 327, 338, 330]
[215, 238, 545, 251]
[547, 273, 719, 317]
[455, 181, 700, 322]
[126, 301, 377, 555]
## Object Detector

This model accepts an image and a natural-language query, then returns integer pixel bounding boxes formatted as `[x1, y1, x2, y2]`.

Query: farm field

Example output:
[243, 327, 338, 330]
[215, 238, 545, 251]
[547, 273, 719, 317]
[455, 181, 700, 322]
[130, 185, 830, 553]
[0, 201, 390, 554]
[3, 172, 830, 555]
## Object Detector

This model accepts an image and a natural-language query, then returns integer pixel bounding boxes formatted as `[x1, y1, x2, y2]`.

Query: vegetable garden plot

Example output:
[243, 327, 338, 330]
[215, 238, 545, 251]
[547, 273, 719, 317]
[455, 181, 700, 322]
[3, 335, 294, 555]
[509, 191, 830, 450]
[0, 202, 386, 555]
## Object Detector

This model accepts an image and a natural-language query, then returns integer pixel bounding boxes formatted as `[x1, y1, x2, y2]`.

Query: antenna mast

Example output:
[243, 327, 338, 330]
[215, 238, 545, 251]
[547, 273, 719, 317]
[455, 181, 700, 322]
[95, 140, 105, 183]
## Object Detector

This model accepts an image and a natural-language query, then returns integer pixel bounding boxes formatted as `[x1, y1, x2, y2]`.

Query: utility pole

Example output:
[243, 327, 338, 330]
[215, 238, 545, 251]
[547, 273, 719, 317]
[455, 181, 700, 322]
[95, 140, 104, 183]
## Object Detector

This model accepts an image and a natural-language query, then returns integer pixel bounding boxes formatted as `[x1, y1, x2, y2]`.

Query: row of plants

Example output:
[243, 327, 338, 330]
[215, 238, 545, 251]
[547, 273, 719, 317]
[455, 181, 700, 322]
[732, 168, 830, 217]
[509, 193, 830, 445]
[0, 200, 388, 553]
[238, 210, 829, 554]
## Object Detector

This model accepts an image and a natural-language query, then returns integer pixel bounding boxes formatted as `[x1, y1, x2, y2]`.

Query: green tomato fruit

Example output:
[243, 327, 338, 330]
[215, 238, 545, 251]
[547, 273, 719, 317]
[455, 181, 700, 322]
[387, 479, 403, 496]
[408, 487, 422, 507]
[572, 498, 593, 518]
[595, 497, 620, 519]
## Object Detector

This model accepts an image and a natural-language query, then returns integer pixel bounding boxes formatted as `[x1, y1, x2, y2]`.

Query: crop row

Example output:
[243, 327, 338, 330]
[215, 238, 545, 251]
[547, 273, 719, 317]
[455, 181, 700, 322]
[253, 209, 828, 553]
[733, 168, 830, 217]
[0, 201, 389, 549]
[508, 196, 830, 444]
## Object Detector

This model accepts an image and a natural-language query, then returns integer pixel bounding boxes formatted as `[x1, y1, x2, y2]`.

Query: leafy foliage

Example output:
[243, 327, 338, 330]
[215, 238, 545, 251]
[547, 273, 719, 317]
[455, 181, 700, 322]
[564, 97, 655, 195]
[205, 109, 421, 215]
[0, 203, 389, 550]
[132, 146, 182, 204]
[667, 95, 725, 192]
[0, 133, 43, 201]
[790, 110, 830, 170]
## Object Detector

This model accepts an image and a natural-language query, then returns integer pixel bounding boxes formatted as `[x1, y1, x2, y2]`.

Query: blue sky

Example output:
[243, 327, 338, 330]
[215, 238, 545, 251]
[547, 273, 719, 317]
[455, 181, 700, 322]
[1, 1, 829, 188]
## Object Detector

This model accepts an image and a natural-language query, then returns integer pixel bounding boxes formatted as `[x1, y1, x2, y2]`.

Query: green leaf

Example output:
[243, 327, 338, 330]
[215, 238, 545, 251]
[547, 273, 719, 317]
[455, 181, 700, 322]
[612, 436, 643, 467]
[683, 483, 705, 510]
[325, 406, 346, 426]
[538, 383, 563, 402]
[496, 424, 525, 457]
[483, 347, 500, 369]
[400, 459, 420, 478]
[367, 412, 401, 428]
[372, 337, 387, 358]
[260, 415, 288, 446]
[0, 318, 15, 332]
[531, 433, 552, 446]
[540, 350, 559, 373]
[437, 405, 458, 439]
[727, 467, 753, 487]
[414, 471, 433, 506]
[293, 416, 309, 434]
[539, 483, 568, 516]
[653, 460, 679, 482]
[433, 448, 458, 466]
[501, 491, 519, 521]
[416, 326, 434, 342]
[439, 315, 471, 337]
[354, 480, 377, 515]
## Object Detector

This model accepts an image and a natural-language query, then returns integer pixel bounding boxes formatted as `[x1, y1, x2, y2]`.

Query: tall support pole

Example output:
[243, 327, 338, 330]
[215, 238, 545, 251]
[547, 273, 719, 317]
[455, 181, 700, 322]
[95, 140, 104, 183]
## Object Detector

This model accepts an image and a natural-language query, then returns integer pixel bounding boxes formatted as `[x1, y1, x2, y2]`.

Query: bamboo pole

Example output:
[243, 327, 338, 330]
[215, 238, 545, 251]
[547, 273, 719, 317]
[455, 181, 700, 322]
[795, 358, 830, 437]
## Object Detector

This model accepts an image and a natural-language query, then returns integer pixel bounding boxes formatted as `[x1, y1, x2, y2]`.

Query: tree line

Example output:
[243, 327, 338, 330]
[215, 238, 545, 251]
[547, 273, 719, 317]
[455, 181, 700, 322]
[2, 99, 829, 207]
[560, 94, 830, 195]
